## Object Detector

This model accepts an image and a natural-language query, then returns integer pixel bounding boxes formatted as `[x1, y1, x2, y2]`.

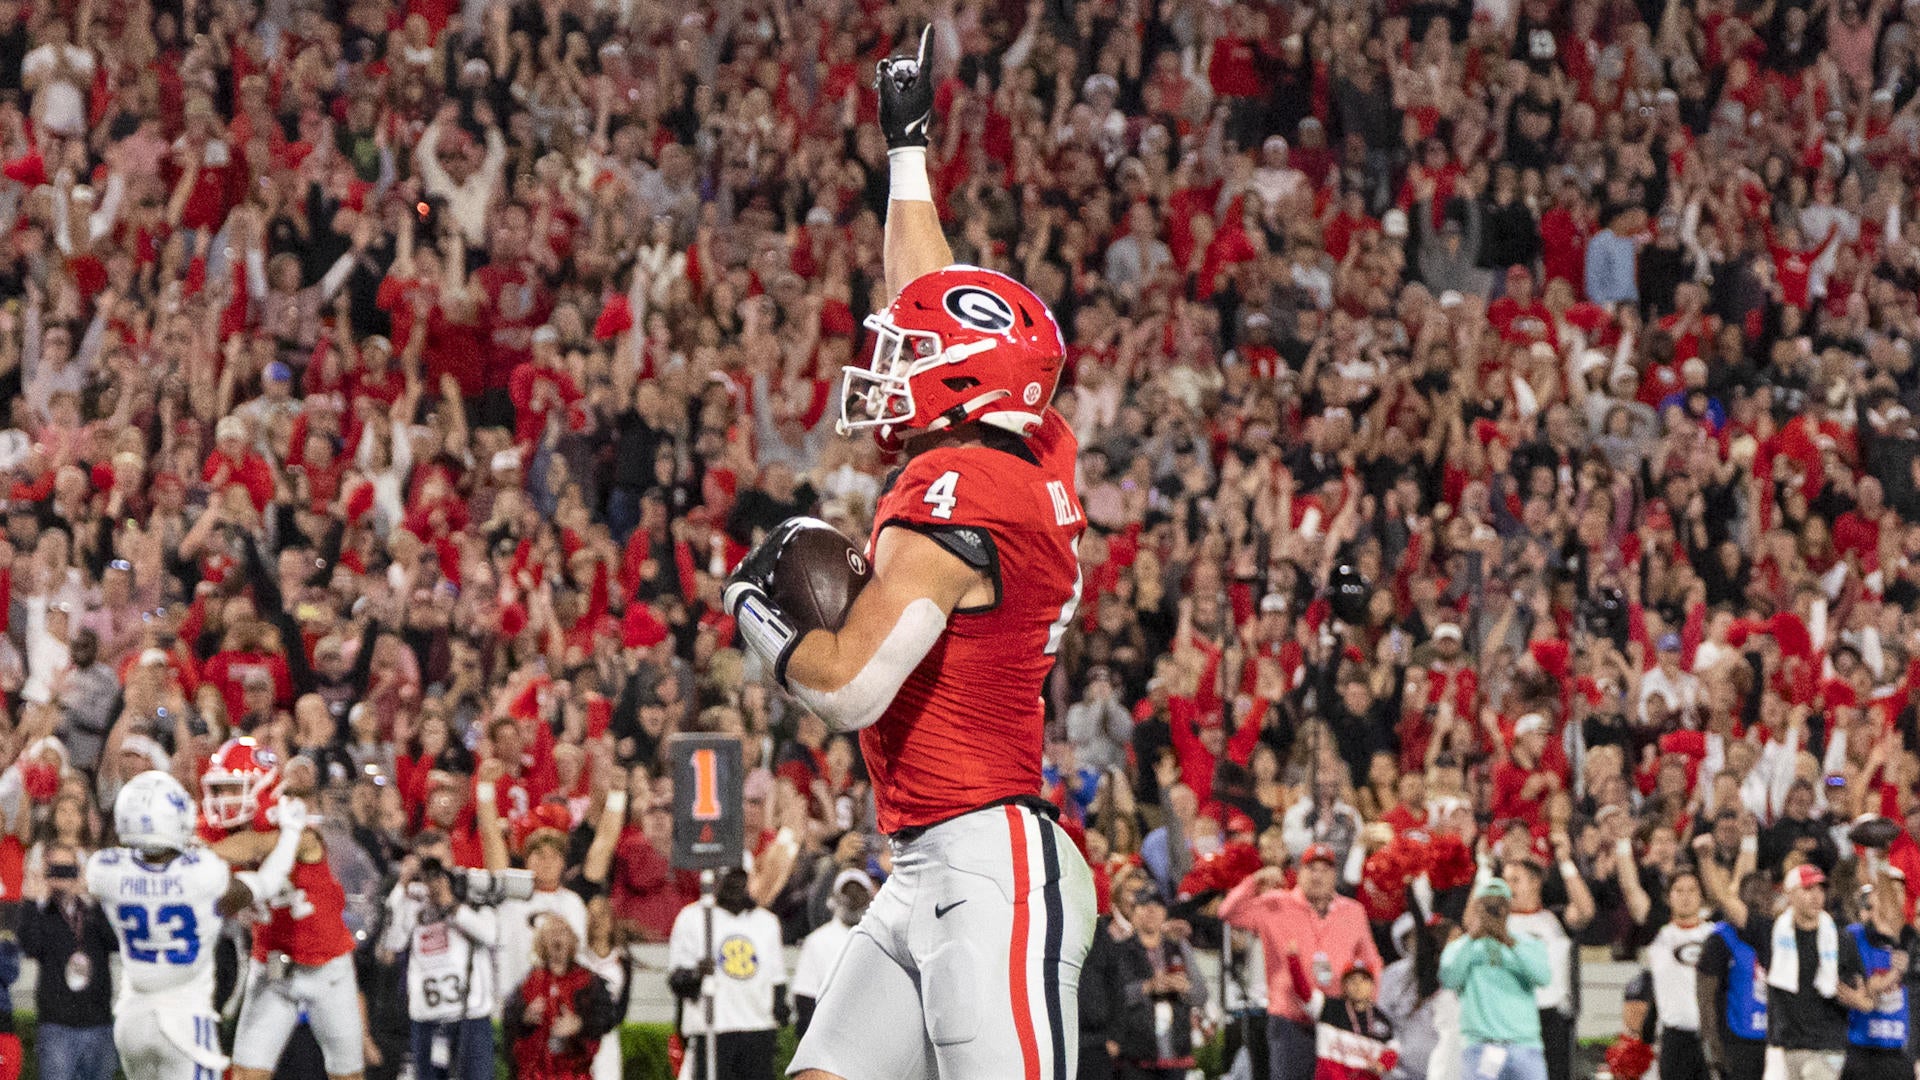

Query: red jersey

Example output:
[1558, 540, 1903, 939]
[252, 843, 355, 965]
[860, 410, 1086, 834]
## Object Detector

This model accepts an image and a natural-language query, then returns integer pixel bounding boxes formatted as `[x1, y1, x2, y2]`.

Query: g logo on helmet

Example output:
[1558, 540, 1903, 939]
[1023, 381, 1043, 405]
[847, 550, 867, 575]
[943, 286, 1016, 335]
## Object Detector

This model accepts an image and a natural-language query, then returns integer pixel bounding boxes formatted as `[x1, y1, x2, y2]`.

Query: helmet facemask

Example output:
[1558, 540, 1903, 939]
[839, 312, 998, 443]
[202, 772, 266, 830]
[838, 313, 939, 438]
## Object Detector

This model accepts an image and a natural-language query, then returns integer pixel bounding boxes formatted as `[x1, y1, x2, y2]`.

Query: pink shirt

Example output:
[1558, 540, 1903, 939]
[1219, 879, 1382, 1023]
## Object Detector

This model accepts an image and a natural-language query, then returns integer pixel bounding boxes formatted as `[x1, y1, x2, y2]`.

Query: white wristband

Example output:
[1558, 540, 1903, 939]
[1740, 835, 1758, 854]
[606, 790, 627, 816]
[476, 782, 496, 805]
[1559, 860, 1579, 879]
[888, 147, 933, 203]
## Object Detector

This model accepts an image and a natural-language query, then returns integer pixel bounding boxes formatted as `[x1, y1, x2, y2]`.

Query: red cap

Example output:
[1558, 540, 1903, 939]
[1226, 810, 1256, 836]
[511, 801, 573, 855]
[1300, 843, 1337, 866]
[1784, 864, 1827, 890]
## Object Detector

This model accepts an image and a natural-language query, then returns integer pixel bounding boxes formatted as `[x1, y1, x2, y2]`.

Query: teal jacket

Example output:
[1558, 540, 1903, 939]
[1438, 934, 1553, 1047]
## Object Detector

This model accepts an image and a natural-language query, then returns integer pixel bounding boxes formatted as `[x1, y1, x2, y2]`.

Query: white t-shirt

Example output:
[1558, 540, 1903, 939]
[496, 886, 590, 1008]
[383, 887, 500, 1021]
[668, 903, 787, 1035]
[791, 918, 853, 1000]
[1649, 919, 1716, 1032]
[87, 846, 230, 1005]
[1506, 908, 1573, 1013]
[22, 44, 94, 136]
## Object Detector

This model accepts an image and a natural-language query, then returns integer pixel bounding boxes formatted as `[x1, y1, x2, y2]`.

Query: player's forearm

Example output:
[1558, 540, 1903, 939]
[476, 783, 509, 871]
[240, 822, 305, 900]
[1696, 972, 1725, 1068]
[883, 153, 952, 301]
[782, 599, 946, 732]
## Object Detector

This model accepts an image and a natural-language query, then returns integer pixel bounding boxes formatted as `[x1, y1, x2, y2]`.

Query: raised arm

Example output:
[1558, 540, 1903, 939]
[877, 28, 954, 299]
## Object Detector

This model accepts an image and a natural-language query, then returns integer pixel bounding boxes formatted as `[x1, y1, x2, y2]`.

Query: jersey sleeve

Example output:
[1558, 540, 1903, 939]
[873, 448, 1005, 578]
[667, 906, 701, 971]
[84, 849, 120, 903]
[185, 850, 232, 903]
[760, 912, 789, 983]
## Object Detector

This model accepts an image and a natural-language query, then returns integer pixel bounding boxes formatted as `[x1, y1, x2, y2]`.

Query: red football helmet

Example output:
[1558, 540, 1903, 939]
[201, 737, 281, 832]
[839, 265, 1065, 449]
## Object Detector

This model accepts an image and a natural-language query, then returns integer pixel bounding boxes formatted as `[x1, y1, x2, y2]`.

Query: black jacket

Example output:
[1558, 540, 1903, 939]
[1107, 932, 1207, 1064]
[20, 892, 117, 1026]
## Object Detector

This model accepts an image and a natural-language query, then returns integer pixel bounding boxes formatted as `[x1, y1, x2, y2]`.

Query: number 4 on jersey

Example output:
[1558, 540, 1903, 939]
[924, 471, 960, 519]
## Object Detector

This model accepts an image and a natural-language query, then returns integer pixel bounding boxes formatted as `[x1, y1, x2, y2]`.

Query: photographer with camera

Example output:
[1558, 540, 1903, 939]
[379, 832, 501, 1080]
[1439, 878, 1553, 1080]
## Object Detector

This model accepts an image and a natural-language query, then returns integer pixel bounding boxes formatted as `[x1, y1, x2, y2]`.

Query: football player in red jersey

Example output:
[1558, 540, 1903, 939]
[200, 739, 370, 1080]
[722, 27, 1095, 1080]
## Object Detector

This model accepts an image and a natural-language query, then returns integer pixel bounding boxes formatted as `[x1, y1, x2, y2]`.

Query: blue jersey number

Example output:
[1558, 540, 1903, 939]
[115, 904, 200, 964]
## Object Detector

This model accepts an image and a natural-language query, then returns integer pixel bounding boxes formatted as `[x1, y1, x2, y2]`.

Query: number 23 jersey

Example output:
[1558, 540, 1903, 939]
[87, 846, 230, 1002]
[863, 408, 1087, 834]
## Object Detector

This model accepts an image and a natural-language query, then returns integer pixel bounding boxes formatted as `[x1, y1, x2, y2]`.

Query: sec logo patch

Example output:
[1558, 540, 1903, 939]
[1023, 381, 1043, 405]
[720, 935, 758, 978]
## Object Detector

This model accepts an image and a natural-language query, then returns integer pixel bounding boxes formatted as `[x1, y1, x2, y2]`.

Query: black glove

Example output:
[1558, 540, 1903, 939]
[723, 518, 818, 605]
[667, 967, 702, 1001]
[724, 518, 826, 686]
[874, 26, 934, 150]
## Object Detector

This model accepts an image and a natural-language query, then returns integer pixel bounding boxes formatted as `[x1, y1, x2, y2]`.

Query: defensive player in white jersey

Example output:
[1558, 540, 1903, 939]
[86, 770, 309, 1080]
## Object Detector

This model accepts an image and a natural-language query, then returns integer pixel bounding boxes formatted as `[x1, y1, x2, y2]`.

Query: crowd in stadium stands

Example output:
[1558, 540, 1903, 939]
[11, 0, 1920, 1075]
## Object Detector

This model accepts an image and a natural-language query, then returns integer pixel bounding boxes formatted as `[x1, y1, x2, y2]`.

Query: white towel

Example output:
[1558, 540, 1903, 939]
[1767, 909, 1839, 998]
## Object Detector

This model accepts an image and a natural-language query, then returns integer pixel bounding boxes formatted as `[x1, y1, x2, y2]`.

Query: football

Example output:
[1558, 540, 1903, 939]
[772, 521, 873, 633]
[1850, 815, 1902, 851]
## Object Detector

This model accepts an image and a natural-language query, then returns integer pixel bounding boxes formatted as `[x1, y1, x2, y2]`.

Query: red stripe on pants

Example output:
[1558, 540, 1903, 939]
[1006, 805, 1041, 1079]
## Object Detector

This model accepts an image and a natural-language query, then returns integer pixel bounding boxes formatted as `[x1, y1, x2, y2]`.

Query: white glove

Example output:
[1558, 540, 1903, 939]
[271, 796, 309, 834]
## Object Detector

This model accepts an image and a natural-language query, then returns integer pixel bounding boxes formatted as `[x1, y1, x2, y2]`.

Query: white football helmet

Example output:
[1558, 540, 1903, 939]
[116, 770, 197, 854]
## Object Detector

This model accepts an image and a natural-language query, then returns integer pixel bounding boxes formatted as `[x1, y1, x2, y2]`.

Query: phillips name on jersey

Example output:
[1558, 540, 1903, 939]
[861, 408, 1086, 834]
[87, 847, 231, 999]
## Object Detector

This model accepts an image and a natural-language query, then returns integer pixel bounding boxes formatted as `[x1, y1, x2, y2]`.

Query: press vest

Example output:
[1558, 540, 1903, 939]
[1845, 924, 1908, 1050]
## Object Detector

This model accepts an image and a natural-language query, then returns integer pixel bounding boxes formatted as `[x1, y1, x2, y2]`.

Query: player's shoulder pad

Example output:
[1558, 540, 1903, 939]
[921, 523, 994, 570]
[85, 848, 118, 896]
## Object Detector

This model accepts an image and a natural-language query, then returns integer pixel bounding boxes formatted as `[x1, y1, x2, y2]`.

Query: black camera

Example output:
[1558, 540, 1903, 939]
[1580, 586, 1629, 649]
[412, 857, 535, 908]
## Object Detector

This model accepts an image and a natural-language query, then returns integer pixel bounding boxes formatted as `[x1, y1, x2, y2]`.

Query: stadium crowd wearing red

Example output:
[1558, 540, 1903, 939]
[1, 0, 1919, 1075]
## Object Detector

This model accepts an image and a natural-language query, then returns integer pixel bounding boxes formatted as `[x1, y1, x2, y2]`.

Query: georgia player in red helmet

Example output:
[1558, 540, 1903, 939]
[201, 739, 368, 1080]
[722, 27, 1094, 1080]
